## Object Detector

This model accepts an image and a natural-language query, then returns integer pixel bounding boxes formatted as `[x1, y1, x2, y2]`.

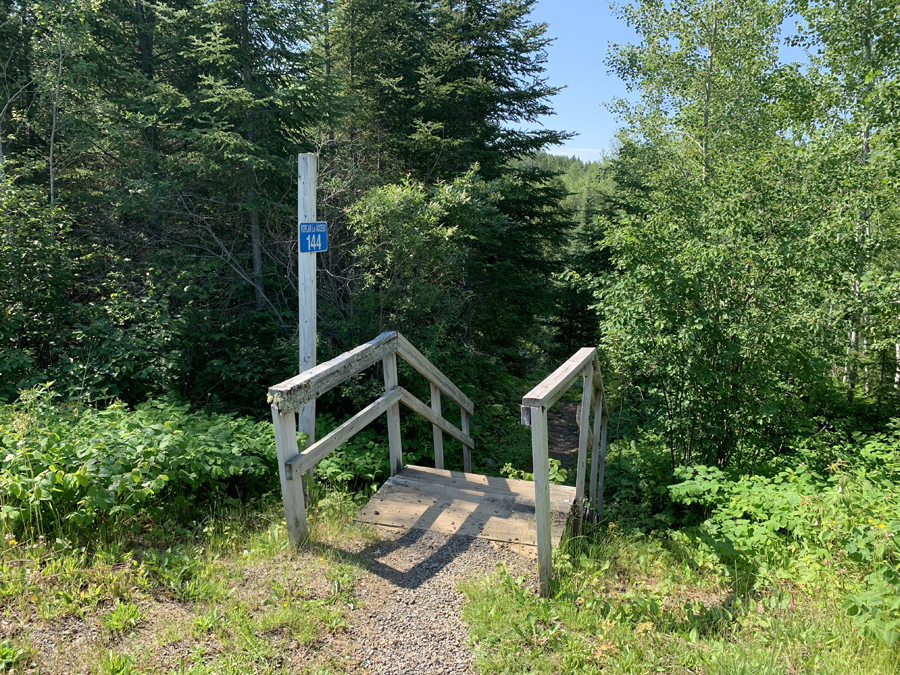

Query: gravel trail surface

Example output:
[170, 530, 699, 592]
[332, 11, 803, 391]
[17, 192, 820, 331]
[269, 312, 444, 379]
[323, 526, 536, 675]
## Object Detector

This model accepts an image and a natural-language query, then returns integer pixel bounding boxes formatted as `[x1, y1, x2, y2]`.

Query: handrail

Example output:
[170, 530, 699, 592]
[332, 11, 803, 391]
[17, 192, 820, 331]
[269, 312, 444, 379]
[269, 331, 475, 543]
[521, 347, 609, 597]
[284, 386, 403, 478]
[521, 347, 595, 409]
[397, 334, 474, 413]
[398, 387, 474, 447]
[267, 331, 398, 413]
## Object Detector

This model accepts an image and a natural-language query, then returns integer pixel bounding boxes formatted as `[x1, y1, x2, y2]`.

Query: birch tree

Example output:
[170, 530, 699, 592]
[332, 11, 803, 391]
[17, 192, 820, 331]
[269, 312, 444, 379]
[597, 0, 846, 467]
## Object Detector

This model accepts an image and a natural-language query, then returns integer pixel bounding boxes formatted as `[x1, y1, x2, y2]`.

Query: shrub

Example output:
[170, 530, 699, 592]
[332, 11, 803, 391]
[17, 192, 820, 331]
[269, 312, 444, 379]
[669, 420, 900, 645]
[0, 387, 278, 538]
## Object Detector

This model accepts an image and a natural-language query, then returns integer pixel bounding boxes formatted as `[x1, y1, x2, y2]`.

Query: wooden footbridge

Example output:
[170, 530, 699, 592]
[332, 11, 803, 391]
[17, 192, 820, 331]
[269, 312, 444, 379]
[267, 332, 609, 596]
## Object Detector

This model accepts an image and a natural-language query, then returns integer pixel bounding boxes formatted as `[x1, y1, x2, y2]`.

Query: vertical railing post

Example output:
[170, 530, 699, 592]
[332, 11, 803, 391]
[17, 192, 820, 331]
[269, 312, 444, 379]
[273, 406, 307, 543]
[530, 405, 552, 597]
[461, 408, 472, 473]
[589, 389, 603, 517]
[575, 361, 593, 512]
[596, 410, 609, 519]
[430, 383, 444, 470]
[383, 352, 403, 475]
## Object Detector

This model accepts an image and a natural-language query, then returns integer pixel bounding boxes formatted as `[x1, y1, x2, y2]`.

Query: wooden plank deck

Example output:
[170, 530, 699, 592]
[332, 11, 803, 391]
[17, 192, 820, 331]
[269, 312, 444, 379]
[356, 465, 576, 546]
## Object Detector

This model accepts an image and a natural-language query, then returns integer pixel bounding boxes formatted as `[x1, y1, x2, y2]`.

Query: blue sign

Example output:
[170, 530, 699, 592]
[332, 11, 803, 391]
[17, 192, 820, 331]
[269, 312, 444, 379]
[299, 222, 328, 253]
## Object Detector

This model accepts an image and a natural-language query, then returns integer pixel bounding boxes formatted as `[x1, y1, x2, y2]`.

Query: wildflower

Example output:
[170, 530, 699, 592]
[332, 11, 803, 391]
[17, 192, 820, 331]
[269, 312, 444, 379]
[4, 454, 12, 462]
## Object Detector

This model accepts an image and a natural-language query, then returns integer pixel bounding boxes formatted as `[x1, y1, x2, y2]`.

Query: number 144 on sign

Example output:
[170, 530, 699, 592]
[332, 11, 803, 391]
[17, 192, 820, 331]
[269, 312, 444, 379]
[299, 222, 328, 252]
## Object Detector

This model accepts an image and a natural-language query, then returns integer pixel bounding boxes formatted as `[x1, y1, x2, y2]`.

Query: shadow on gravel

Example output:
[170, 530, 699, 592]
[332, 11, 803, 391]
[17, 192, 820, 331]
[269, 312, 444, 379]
[309, 526, 482, 590]
[362, 529, 479, 589]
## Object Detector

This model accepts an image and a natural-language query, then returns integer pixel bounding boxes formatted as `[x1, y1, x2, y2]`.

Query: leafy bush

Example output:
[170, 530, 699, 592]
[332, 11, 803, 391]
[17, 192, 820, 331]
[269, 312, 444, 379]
[0, 387, 278, 538]
[669, 421, 900, 644]
[502, 458, 568, 485]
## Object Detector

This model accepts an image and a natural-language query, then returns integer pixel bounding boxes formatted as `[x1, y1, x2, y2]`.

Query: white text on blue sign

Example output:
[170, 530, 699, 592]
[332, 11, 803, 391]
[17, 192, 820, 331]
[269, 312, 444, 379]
[299, 222, 328, 253]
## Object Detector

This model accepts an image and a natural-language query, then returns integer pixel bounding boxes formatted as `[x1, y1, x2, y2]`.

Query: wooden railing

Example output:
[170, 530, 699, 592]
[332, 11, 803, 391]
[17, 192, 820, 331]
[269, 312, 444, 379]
[521, 347, 608, 596]
[267, 331, 475, 543]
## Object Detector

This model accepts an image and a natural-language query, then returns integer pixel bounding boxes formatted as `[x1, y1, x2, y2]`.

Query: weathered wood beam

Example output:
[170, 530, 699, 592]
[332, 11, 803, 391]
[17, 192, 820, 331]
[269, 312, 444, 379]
[272, 407, 307, 543]
[268, 331, 398, 413]
[596, 412, 609, 518]
[530, 405, 552, 597]
[396, 334, 474, 414]
[399, 387, 474, 449]
[592, 352, 608, 417]
[384, 353, 403, 476]
[575, 362, 593, 506]
[522, 348, 596, 409]
[461, 408, 472, 474]
[285, 387, 402, 478]
[589, 389, 603, 514]
[430, 383, 444, 470]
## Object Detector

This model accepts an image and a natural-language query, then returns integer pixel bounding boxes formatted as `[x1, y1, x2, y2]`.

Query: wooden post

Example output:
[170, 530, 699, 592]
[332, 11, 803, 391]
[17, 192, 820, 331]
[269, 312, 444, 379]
[272, 407, 307, 543]
[297, 153, 317, 482]
[596, 412, 609, 518]
[575, 362, 593, 509]
[430, 383, 444, 470]
[383, 352, 403, 475]
[588, 390, 603, 516]
[530, 405, 552, 597]
[461, 408, 472, 473]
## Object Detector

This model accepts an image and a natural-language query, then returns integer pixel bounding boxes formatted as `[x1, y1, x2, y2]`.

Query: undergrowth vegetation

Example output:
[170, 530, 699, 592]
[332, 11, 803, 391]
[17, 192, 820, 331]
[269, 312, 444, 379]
[0, 386, 278, 541]
[462, 422, 900, 674]
[0, 474, 372, 674]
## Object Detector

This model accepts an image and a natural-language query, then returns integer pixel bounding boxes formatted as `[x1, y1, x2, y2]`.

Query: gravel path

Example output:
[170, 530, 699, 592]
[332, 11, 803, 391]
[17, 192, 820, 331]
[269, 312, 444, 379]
[323, 527, 536, 675]
[547, 401, 580, 472]
[316, 406, 578, 674]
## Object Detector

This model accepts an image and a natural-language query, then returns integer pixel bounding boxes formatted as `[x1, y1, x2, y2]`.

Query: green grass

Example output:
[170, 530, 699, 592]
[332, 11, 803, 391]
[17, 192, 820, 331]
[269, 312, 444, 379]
[101, 600, 146, 634]
[461, 526, 900, 674]
[0, 495, 376, 674]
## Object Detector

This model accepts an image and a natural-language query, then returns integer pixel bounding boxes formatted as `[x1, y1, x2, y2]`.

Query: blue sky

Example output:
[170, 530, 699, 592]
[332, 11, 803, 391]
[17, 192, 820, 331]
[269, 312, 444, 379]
[528, 0, 636, 162]
[529, 2, 808, 162]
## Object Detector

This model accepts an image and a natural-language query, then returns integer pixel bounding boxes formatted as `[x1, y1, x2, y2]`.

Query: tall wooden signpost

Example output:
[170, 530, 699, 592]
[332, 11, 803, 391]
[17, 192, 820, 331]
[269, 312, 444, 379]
[297, 153, 328, 493]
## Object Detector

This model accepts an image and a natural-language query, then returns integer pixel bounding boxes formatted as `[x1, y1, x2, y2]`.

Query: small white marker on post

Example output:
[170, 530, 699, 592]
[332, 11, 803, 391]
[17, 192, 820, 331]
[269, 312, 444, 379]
[298, 153, 318, 483]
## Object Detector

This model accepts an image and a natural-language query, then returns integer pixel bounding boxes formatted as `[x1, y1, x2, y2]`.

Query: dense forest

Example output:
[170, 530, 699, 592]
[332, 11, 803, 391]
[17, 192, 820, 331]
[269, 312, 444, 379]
[2, 0, 900, 671]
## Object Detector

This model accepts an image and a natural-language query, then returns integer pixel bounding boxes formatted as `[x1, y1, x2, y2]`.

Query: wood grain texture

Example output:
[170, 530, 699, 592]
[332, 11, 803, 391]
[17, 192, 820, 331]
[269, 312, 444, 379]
[430, 383, 444, 470]
[297, 153, 318, 454]
[530, 406, 553, 597]
[356, 465, 574, 546]
[522, 347, 595, 409]
[272, 407, 307, 543]
[384, 352, 403, 476]
[393, 466, 577, 511]
[268, 331, 398, 412]
[285, 387, 402, 476]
